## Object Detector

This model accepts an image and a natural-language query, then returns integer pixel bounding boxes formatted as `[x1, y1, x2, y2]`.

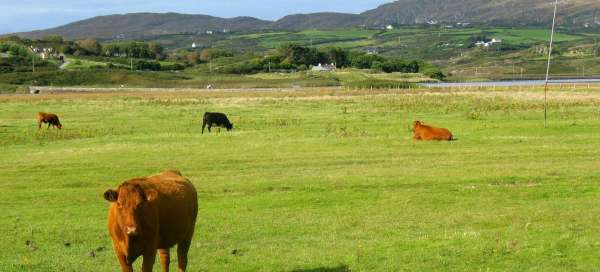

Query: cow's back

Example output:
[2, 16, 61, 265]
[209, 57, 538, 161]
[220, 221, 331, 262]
[415, 124, 453, 141]
[137, 170, 198, 248]
[204, 112, 230, 124]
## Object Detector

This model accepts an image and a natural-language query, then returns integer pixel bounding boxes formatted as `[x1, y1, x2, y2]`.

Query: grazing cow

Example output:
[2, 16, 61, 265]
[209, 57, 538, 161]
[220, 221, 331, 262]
[202, 112, 233, 134]
[104, 170, 198, 272]
[36, 112, 62, 130]
[412, 121, 453, 141]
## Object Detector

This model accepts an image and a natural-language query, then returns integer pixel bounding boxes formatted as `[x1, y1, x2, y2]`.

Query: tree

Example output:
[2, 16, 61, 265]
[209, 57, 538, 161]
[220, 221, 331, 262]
[148, 42, 164, 59]
[277, 43, 327, 66]
[200, 48, 233, 62]
[77, 38, 101, 55]
[320, 47, 349, 67]
[349, 53, 383, 69]
[44, 35, 64, 44]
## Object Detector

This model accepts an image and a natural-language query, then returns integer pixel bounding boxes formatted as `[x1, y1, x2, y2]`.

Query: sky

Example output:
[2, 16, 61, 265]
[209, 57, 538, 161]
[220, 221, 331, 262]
[0, 0, 392, 34]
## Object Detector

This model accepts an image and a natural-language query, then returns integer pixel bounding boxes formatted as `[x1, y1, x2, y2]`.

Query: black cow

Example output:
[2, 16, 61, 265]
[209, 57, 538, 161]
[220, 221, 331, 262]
[202, 112, 233, 134]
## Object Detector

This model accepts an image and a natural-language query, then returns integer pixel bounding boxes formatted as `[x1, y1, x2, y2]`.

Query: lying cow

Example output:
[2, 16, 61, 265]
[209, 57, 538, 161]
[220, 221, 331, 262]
[202, 112, 233, 134]
[36, 112, 62, 130]
[412, 121, 453, 141]
[104, 170, 198, 272]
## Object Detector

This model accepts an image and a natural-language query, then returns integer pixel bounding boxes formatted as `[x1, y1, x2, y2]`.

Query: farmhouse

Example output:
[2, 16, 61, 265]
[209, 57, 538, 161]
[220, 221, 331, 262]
[475, 38, 502, 47]
[311, 63, 336, 72]
[29, 46, 56, 59]
[365, 47, 380, 55]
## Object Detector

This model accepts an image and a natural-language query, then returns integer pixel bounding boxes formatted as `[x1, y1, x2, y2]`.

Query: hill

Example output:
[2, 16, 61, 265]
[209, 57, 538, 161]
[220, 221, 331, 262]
[361, 0, 600, 28]
[13, 13, 272, 40]
[272, 12, 365, 30]
[9, 1, 600, 40]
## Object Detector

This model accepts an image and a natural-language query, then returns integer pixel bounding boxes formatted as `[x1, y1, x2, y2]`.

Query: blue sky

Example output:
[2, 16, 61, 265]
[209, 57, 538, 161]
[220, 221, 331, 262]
[0, 0, 392, 34]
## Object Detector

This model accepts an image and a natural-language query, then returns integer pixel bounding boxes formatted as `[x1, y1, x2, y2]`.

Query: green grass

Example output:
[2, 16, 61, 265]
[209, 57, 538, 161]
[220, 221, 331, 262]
[488, 28, 583, 44]
[2, 87, 600, 271]
[64, 58, 108, 70]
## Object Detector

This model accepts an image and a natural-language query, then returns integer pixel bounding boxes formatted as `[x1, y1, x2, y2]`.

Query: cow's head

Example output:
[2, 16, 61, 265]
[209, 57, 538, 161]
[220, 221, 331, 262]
[412, 121, 423, 131]
[226, 123, 233, 131]
[56, 124, 63, 129]
[104, 182, 157, 263]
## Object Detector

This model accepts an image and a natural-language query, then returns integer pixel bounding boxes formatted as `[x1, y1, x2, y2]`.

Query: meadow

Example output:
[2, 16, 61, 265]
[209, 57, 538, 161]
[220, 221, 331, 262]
[2, 86, 600, 271]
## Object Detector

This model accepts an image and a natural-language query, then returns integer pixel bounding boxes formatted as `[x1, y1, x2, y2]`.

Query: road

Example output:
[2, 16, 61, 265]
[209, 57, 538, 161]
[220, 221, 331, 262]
[422, 78, 600, 88]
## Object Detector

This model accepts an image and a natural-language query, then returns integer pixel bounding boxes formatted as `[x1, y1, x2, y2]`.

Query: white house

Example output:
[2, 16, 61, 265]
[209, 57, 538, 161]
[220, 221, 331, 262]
[311, 63, 336, 72]
[192, 42, 197, 48]
[386, 25, 394, 30]
[365, 47, 380, 55]
[206, 30, 214, 35]
[475, 38, 502, 47]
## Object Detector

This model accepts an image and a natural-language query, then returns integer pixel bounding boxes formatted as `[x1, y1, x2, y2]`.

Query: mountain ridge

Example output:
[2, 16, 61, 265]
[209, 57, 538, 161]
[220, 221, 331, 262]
[9, 1, 600, 40]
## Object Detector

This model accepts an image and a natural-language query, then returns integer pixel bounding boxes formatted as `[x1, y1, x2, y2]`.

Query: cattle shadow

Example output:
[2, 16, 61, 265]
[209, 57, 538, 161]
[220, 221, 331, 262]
[289, 265, 350, 272]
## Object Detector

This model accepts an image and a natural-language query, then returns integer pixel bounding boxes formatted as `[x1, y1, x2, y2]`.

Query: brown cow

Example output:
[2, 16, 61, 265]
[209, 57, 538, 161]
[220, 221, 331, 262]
[36, 112, 62, 129]
[412, 121, 454, 141]
[104, 170, 198, 272]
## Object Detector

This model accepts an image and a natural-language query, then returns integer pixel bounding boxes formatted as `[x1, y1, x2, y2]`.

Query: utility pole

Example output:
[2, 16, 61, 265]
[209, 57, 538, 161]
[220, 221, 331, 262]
[544, 0, 559, 128]
[130, 57, 133, 71]
[521, 68, 524, 79]
[32, 55, 35, 73]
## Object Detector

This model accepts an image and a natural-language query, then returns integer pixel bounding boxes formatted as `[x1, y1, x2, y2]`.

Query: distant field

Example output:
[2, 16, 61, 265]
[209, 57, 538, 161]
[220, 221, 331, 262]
[227, 29, 380, 49]
[2, 87, 600, 271]
[489, 28, 583, 44]
[0, 70, 434, 93]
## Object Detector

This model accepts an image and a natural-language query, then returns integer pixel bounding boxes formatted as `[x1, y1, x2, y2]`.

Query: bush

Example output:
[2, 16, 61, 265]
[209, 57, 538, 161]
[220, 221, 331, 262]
[345, 79, 415, 89]
[134, 60, 161, 71]
[161, 63, 186, 71]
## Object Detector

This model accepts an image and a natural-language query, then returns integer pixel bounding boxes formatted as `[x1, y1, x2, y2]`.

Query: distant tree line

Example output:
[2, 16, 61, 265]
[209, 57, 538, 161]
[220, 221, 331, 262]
[218, 43, 421, 74]
[102, 41, 164, 59]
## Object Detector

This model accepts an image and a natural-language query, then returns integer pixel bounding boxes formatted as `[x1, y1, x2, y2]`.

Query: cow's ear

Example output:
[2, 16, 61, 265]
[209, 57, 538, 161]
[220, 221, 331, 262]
[104, 189, 118, 202]
[145, 189, 158, 202]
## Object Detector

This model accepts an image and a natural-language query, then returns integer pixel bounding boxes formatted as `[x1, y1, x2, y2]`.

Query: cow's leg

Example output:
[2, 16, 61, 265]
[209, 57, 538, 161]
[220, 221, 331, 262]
[141, 250, 157, 272]
[159, 248, 170, 272]
[207, 124, 212, 133]
[201, 122, 206, 134]
[37, 121, 42, 130]
[176, 239, 192, 272]
[47, 123, 51, 129]
[116, 252, 134, 272]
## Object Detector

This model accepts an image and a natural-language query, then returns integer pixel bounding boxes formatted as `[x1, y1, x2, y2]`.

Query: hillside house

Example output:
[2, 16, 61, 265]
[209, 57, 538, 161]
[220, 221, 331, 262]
[475, 38, 502, 47]
[192, 42, 197, 48]
[365, 47, 380, 55]
[386, 25, 394, 30]
[30, 46, 56, 59]
[311, 63, 336, 72]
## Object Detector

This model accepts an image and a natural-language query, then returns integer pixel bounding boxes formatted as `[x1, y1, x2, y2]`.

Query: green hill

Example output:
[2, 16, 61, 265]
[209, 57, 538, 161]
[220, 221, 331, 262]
[362, 0, 600, 28]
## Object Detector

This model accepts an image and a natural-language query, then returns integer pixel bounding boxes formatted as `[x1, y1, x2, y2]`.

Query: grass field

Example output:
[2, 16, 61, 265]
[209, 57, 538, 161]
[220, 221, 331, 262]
[2, 87, 600, 271]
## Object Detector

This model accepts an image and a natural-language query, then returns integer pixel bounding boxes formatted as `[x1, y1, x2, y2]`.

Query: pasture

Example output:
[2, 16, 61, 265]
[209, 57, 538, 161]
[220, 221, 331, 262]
[2, 87, 600, 271]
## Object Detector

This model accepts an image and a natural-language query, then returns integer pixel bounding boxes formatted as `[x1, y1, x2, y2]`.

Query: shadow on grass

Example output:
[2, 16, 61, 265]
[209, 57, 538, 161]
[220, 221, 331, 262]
[290, 265, 351, 272]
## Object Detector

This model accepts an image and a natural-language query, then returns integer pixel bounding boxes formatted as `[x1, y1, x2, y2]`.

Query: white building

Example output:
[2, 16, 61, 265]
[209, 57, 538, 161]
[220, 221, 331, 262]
[311, 63, 336, 72]
[192, 42, 197, 48]
[475, 38, 502, 47]
[386, 25, 394, 30]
